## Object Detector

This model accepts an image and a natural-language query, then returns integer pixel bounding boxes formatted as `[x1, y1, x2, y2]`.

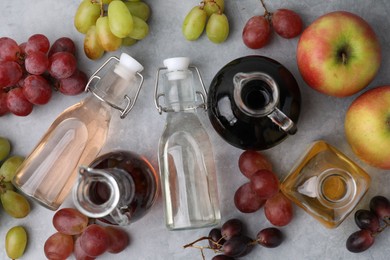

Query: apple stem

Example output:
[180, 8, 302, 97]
[342, 52, 347, 65]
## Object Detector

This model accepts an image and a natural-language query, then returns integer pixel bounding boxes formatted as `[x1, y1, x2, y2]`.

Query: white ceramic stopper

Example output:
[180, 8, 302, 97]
[163, 57, 190, 80]
[115, 53, 144, 80]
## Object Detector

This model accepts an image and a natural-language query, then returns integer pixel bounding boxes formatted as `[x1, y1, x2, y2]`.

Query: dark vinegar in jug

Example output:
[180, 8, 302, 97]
[207, 55, 301, 150]
[88, 151, 159, 224]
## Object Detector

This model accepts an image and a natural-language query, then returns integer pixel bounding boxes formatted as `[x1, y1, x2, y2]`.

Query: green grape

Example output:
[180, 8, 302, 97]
[101, 0, 114, 3]
[128, 16, 149, 40]
[182, 6, 207, 41]
[122, 37, 138, 46]
[108, 0, 134, 38]
[124, 1, 151, 21]
[1, 190, 30, 218]
[84, 25, 105, 60]
[74, 0, 101, 34]
[204, 0, 225, 16]
[0, 137, 11, 161]
[0, 155, 24, 182]
[206, 13, 229, 43]
[5, 226, 28, 260]
[96, 16, 122, 51]
[2, 181, 15, 191]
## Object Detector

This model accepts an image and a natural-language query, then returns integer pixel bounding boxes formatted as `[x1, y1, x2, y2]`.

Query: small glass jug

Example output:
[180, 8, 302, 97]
[207, 55, 301, 150]
[73, 151, 159, 225]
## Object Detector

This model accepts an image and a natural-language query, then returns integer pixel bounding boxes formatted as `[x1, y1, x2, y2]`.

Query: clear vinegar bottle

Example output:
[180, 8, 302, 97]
[154, 57, 221, 230]
[12, 53, 145, 210]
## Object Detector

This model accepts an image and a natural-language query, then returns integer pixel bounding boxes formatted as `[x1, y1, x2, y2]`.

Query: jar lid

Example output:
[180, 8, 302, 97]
[163, 57, 190, 80]
[115, 53, 144, 80]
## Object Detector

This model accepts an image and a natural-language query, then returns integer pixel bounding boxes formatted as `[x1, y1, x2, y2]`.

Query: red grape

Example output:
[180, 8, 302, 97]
[346, 229, 375, 253]
[25, 34, 50, 54]
[58, 69, 87, 95]
[0, 61, 23, 89]
[222, 235, 252, 257]
[212, 255, 235, 260]
[22, 75, 52, 105]
[238, 150, 272, 179]
[79, 224, 110, 257]
[354, 209, 380, 233]
[52, 208, 89, 235]
[48, 52, 77, 79]
[19, 42, 27, 56]
[264, 192, 293, 227]
[369, 196, 390, 221]
[208, 228, 225, 249]
[0, 37, 21, 62]
[256, 227, 283, 248]
[272, 9, 303, 39]
[6, 87, 33, 116]
[221, 218, 243, 240]
[242, 16, 271, 49]
[25, 51, 49, 75]
[105, 226, 130, 254]
[250, 169, 279, 200]
[44, 232, 74, 260]
[0, 91, 9, 116]
[74, 237, 96, 260]
[49, 37, 76, 57]
[234, 182, 266, 213]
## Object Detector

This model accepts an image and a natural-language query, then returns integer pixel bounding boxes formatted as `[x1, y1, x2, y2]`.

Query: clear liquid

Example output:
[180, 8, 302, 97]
[13, 97, 111, 210]
[159, 112, 220, 230]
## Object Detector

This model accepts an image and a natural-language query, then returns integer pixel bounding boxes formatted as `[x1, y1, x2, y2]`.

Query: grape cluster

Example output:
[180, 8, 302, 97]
[182, 0, 229, 44]
[346, 195, 390, 253]
[0, 136, 30, 219]
[0, 35, 87, 117]
[74, 0, 151, 60]
[184, 218, 284, 259]
[234, 150, 293, 227]
[242, 0, 303, 49]
[44, 207, 130, 259]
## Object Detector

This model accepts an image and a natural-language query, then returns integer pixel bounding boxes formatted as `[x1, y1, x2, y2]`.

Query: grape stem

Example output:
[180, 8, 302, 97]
[260, 0, 272, 21]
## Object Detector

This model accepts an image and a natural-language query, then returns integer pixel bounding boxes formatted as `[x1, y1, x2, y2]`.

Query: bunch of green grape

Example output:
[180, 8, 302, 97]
[0, 136, 30, 219]
[182, 0, 229, 44]
[74, 0, 151, 60]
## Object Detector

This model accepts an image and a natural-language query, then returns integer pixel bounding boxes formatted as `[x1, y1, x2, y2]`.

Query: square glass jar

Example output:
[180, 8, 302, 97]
[280, 140, 371, 228]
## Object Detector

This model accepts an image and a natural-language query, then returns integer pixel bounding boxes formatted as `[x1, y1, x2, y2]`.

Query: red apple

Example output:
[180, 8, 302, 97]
[297, 11, 381, 97]
[345, 86, 390, 169]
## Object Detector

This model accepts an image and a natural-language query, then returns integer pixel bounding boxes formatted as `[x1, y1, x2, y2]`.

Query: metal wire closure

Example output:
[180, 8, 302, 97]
[154, 65, 208, 114]
[85, 56, 144, 119]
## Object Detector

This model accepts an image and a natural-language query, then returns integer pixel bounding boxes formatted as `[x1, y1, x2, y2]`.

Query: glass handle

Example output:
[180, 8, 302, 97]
[109, 207, 131, 226]
[267, 107, 297, 135]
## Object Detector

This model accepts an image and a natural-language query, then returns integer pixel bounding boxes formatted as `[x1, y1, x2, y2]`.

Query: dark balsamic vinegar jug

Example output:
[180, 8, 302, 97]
[207, 56, 301, 150]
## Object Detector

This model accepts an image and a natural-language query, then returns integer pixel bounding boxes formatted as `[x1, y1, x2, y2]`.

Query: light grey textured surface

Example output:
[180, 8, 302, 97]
[1, 0, 390, 259]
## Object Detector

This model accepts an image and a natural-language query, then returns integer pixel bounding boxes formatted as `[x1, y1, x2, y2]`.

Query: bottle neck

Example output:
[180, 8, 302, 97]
[73, 167, 135, 225]
[163, 70, 199, 112]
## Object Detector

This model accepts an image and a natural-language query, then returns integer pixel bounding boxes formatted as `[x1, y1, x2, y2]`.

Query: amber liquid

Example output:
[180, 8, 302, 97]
[281, 141, 371, 228]
[88, 151, 159, 224]
[207, 56, 301, 150]
[13, 96, 111, 210]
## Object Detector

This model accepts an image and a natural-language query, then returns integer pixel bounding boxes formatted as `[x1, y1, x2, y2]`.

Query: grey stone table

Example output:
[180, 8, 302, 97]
[1, 0, 389, 259]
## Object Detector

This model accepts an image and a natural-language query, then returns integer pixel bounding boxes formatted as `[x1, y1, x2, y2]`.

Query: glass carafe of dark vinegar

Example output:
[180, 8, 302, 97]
[207, 56, 301, 150]
[73, 151, 159, 225]
[12, 54, 145, 210]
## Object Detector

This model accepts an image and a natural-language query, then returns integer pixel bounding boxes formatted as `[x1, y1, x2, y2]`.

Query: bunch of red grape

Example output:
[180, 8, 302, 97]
[0, 34, 87, 117]
[242, 0, 303, 49]
[346, 195, 390, 253]
[44, 208, 130, 259]
[184, 218, 284, 259]
[234, 150, 294, 227]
